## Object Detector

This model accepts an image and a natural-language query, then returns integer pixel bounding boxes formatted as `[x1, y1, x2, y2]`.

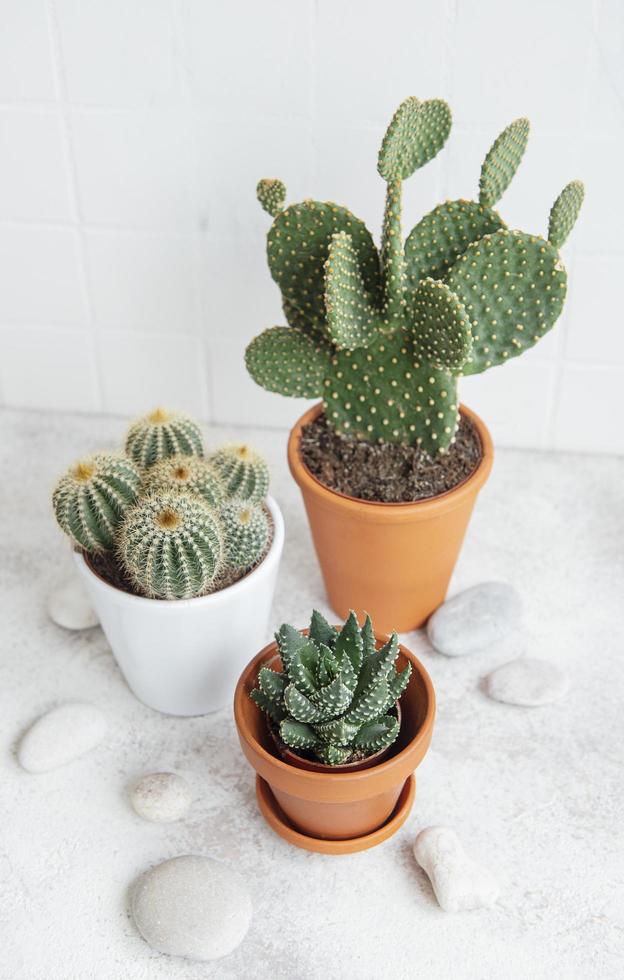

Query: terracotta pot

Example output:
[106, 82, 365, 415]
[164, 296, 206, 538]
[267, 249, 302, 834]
[233, 633, 435, 843]
[287, 402, 493, 633]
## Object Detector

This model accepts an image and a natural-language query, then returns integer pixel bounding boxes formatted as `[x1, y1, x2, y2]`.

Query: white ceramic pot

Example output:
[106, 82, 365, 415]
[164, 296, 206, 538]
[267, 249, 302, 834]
[75, 496, 285, 716]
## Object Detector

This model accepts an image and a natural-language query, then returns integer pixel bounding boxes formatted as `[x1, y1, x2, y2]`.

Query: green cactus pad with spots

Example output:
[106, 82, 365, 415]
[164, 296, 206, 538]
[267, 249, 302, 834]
[479, 118, 530, 208]
[257, 178, 286, 217]
[377, 97, 452, 182]
[324, 231, 378, 349]
[411, 278, 473, 373]
[446, 230, 567, 375]
[405, 199, 506, 286]
[245, 326, 330, 398]
[323, 333, 459, 453]
[282, 295, 324, 341]
[548, 180, 585, 249]
[267, 201, 381, 331]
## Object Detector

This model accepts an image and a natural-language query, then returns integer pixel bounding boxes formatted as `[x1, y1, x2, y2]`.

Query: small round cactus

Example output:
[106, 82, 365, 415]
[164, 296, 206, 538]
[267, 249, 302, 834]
[53, 453, 141, 553]
[118, 492, 223, 599]
[221, 500, 270, 571]
[125, 408, 204, 469]
[208, 444, 269, 504]
[142, 455, 224, 508]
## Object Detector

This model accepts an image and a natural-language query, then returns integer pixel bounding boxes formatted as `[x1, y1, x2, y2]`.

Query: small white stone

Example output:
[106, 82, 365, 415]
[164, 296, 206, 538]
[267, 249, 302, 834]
[132, 855, 252, 961]
[130, 772, 192, 823]
[17, 702, 107, 773]
[413, 826, 499, 913]
[486, 657, 568, 706]
[427, 582, 522, 657]
[47, 578, 98, 630]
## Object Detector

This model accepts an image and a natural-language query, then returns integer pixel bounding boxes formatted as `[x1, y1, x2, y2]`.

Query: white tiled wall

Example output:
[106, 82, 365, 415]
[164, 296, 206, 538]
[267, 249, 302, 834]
[0, 0, 622, 454]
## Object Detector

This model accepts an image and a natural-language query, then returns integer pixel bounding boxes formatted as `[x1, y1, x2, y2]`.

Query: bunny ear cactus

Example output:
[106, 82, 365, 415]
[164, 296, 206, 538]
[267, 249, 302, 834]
[53, 453, 141, 553]
[250, 611, 412, 766]
[246, 98, 583, 455]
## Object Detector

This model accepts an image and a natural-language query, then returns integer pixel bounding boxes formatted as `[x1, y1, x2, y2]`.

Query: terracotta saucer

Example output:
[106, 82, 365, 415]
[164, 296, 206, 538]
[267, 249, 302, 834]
[255, 774, 416, 855]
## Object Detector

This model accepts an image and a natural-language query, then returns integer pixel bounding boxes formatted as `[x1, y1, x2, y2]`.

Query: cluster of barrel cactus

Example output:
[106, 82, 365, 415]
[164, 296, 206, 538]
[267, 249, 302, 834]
[251, 610, 411, 765]
[246, 97, 584, 454]
[52, 409, 271, 599]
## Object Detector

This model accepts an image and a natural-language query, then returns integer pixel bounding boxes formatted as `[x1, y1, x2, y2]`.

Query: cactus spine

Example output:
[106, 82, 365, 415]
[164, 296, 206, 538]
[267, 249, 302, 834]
[209, 444, 270, 503]
[250, 610, 411, 766]
[143, 455, 224, 508]
[125, 408, 204, 469]
[246, 97, 584, 454]
[52, 453, 141, 552]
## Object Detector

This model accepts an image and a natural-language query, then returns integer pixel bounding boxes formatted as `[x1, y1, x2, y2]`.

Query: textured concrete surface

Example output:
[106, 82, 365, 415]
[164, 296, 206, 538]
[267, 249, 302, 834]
[1, 407, 623, 980]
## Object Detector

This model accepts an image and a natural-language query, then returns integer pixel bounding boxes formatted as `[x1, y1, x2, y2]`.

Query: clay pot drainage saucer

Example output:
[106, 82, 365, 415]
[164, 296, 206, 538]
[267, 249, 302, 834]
[255, 774, 416, 855]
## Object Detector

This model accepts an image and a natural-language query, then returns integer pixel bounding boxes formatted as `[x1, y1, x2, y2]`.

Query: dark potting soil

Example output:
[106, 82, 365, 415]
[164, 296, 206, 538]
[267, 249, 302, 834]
[300, 412, 482, 503]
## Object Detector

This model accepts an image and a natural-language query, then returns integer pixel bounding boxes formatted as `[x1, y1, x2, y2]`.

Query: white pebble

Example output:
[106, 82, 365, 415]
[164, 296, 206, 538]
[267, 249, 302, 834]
[413, 826, 499, 913]
[132, 855, 252, 961]
[47, 578, 98, 630]
[486, 657, 568, 706]
[18, 702, 107, 773]
[130, 772, 192, 823]
[427, 582, 522, 657]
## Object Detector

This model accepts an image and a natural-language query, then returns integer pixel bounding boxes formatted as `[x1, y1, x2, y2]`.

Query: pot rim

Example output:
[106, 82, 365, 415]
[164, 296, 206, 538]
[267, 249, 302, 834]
[74, 494, 285, 611]
[233, 631, 436, 789]
[287, 402, 493, 522]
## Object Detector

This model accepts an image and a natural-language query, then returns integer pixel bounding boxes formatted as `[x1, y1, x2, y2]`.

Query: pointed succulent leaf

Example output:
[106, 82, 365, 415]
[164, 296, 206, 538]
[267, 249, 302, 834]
[378, 97, 452, 182]
[479, 118, 530, 208]
[250, 688, 286, 724]
[388, 662, 412, 703]
[315, 643, 339, 688]
[275, 622, 307, 669]
[280, 718, 319, 751]
[258, 666, 286, 700]
[411, 278, 473, 373]
[257, 178, 286, 217]
[284, 683, 327, 724]
[333, 611, 364, 675]
[372, 632, 401, 679]
[314, 716, 360, 746]
[446, 230, 567, 375]
[324, 232, 379, 350]
[288, 642, 320, 697]
[548, 180, 584, 250]
[309, 609, 337, 649]
[353, 714, 400, 752]
[405, 200, 506, 286]
[346, 674, 389, 726]
[267, 201, 381, 331]
[316, 744, 352, 765]
[245, 326, 330, 398]
[361, 615, 376, 658]
[312, 674, 353, 716]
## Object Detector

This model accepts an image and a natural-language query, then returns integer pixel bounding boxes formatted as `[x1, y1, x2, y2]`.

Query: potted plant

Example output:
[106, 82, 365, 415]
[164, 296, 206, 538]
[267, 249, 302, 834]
[245, 97, 584, 632]
[233, 610, 435, 853]
[52, 408, 284, 716]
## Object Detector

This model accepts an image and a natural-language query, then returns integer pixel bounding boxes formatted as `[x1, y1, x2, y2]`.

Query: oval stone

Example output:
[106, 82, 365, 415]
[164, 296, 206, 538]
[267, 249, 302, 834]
[18, 702, 107, 773]
[486, 657, 568, 706]
[130, 772, 192, 823]
[427, 582, 522, 657]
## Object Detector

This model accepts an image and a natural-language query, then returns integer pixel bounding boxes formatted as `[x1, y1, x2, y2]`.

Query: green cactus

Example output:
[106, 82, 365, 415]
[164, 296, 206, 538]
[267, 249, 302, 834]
[208, 444, 270, 503]
[250, 610, 411, 766]
[125, 408, 204, 469]
[53, 453, 141, 553]
[221, 500, 270, 571]
[143, 455, 224, 508]
[246, 97, 583, 454]
[257, 178, 286, 217]
[118, 491, 222, 599]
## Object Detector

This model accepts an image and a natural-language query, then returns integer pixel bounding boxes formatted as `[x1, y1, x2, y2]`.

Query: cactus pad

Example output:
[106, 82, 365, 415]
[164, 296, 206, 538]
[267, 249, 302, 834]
[377, 97, 451, 182]
[405, 200, 506, 286]
[446, 230, 567, 375]
[143, 455, 224, 508]
[245, 326, 330, 398]
[125, 409, 204, 469]
[118, 491, 222, 599]
[479, 118, 530, 208]
[324, 231, 378, 349]
[256, 178, 286, 217]
[208, 444, 270, 504]
[411, 278, 473, 373]
[267, 201, 381, 330]
[53, 453, 141, 553]
[220, 500, 270, 571]
[548, 180, 585, 249]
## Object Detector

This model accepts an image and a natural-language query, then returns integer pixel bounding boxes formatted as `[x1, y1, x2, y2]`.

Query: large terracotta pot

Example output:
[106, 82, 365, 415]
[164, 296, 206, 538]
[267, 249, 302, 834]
[234, 632, 435, 844]
[287, 403, 493, 633]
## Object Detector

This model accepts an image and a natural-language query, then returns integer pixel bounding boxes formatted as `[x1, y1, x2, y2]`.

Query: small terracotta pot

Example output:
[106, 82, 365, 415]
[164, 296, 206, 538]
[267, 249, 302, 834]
[287, 402, 493, 633]
[233, 633, 435, 843]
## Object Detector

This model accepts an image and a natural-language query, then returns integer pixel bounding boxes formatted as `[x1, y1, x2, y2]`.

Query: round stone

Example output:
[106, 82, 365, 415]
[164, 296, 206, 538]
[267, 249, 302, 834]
[18, 702, 107, 773]
[130, 772, 192, 823]
[47, 578, 98, 630]
[427, 581, 522, 657]
[486, 657, 568, 706]
[132, 855, 252, 961]
[413, 826, 499, 912]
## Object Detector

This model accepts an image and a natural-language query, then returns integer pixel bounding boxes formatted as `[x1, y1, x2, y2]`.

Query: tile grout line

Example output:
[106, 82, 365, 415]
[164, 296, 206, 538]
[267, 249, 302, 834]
[45, 0, 105, 412]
